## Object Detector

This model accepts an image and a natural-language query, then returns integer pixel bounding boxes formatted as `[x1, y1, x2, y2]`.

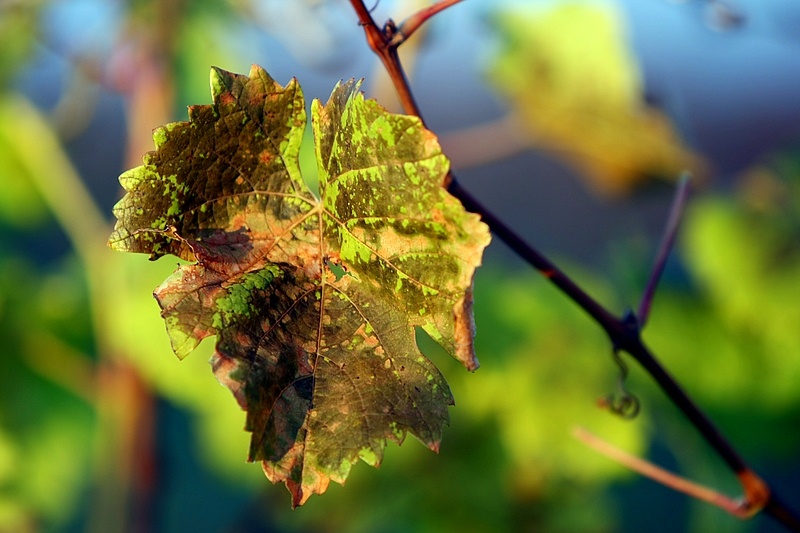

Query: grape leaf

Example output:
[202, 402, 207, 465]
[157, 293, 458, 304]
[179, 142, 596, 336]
[108, 64, 490, 506]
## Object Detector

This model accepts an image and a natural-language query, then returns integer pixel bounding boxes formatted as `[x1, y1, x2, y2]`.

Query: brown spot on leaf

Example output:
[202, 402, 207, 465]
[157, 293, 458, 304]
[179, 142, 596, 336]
[259, 149, 275, 165]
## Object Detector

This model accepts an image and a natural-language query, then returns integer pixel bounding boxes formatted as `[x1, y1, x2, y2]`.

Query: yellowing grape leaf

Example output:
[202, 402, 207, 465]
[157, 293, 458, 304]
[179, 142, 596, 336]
[490, 3, 706, 193]
[108, 65, 490, 506]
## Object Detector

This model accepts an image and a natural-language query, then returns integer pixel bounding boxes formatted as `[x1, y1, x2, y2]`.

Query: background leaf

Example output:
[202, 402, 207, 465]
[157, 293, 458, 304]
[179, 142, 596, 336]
[488, 2, 706, 193]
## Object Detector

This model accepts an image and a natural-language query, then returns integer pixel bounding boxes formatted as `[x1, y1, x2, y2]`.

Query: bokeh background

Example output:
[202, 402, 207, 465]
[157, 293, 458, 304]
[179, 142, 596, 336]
[2, 0, 800, 532]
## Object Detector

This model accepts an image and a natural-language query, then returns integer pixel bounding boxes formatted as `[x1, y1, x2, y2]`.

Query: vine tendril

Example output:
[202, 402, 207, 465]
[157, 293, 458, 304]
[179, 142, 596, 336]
[600, 348, 640, 419]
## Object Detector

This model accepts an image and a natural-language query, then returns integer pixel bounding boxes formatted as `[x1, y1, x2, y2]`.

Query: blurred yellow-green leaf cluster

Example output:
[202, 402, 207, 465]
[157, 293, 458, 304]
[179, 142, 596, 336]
[489, 2, 706, 193]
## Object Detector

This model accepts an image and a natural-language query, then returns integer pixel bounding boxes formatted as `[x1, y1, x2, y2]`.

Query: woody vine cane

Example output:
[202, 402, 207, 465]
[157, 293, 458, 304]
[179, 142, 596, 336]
[350, 0, 800, 530]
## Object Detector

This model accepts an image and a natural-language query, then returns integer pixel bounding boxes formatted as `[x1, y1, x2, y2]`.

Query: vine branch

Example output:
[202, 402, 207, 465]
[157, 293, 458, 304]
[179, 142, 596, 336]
[349, 1, 800, 530]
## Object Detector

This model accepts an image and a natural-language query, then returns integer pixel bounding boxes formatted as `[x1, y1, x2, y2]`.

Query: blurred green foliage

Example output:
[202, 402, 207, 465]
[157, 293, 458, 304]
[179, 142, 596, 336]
[0, 1, 42, 89]
[0, 1, 799, 532]
[0, 256, 95, 532]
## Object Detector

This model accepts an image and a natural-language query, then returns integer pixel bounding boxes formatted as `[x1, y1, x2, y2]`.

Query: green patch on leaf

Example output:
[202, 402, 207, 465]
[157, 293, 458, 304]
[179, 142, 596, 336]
[109, 65, 490, 506]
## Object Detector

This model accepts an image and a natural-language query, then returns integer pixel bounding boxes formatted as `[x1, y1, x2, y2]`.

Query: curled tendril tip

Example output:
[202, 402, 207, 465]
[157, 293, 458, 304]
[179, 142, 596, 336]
[599, 348, 640, 419]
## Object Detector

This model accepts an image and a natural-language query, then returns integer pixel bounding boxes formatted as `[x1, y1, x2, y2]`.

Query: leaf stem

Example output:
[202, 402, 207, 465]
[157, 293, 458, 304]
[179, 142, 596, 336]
[348, 1, 800, 530]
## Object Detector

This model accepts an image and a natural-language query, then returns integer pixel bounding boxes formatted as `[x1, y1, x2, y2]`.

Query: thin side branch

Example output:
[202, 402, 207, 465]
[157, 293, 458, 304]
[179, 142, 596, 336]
[573, 427, 751, 518]
[637, 173, 692, 328]
[392, 0, 464, 45]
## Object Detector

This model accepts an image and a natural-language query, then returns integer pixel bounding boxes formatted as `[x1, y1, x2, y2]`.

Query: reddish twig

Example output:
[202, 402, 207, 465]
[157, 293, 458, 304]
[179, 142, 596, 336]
[350, 0, 424, 119]
[348, 1, 800, 531]
[573, 427, 756, 518]
[391, 0, 464, 45]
